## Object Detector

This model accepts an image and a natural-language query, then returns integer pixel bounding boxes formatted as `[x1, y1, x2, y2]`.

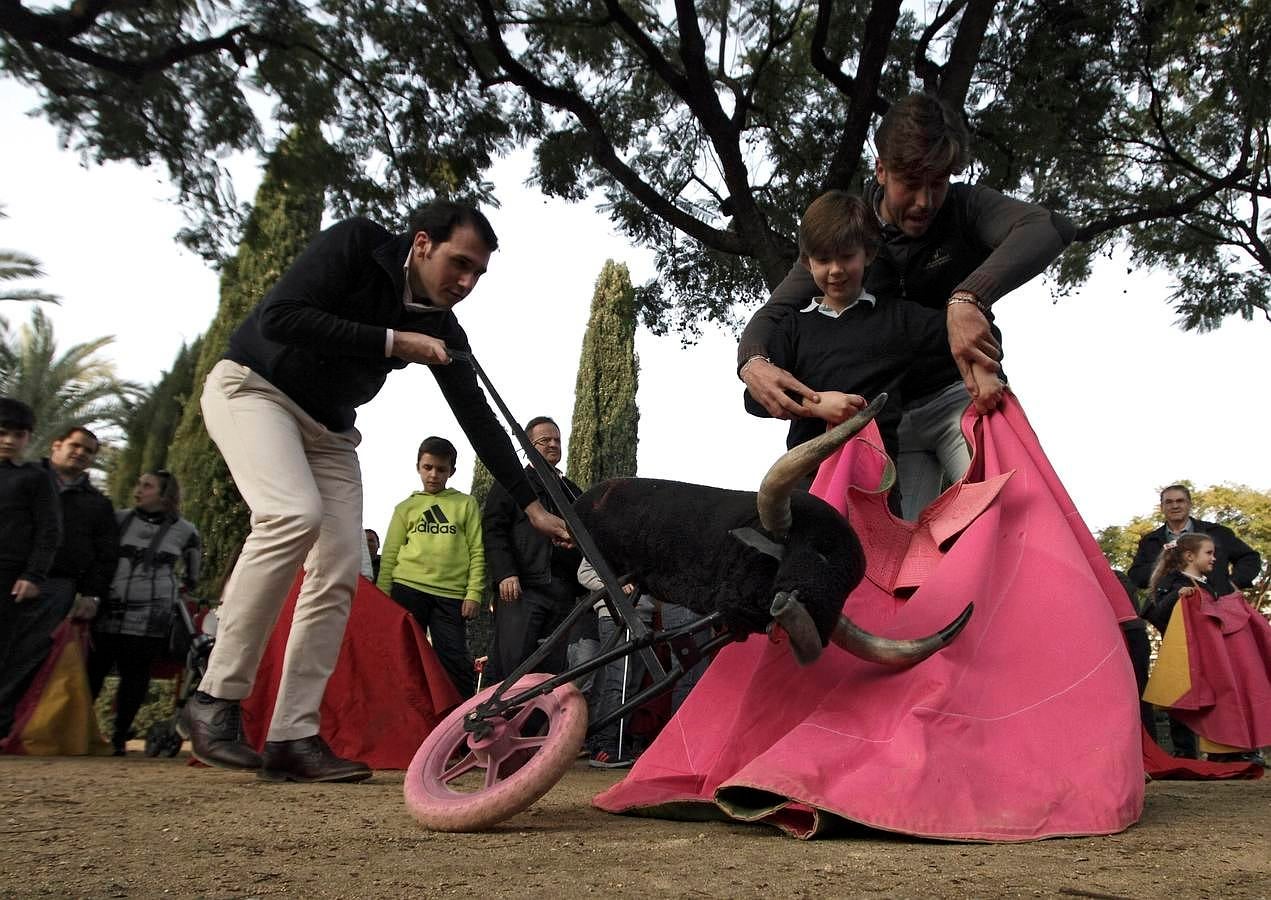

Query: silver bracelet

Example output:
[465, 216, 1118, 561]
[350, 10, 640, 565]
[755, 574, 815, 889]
[947, 294, 988, 314]
[739, 355, 770, 377]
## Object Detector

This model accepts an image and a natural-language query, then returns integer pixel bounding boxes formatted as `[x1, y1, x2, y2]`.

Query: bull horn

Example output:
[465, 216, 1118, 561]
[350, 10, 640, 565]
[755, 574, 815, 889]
[756, 394, 888, 539]
[830, 602, 974, 666]
[769, 591, 823, 666]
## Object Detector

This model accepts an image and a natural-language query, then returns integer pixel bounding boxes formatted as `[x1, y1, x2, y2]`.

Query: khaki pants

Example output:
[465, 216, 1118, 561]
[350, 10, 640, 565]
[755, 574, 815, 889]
[198, 360, 363, 741]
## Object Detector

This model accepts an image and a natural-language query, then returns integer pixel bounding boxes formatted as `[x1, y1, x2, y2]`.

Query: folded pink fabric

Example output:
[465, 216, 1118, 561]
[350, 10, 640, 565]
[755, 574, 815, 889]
[594, 395, 1144, 840]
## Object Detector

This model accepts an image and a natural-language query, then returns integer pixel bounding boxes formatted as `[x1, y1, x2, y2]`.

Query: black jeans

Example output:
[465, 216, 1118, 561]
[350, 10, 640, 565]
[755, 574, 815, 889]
[87, 632, 165, 747]
[1121, 625, 1157, 738]
[390, 582, 475, 698]
[487, 578, 577, 681]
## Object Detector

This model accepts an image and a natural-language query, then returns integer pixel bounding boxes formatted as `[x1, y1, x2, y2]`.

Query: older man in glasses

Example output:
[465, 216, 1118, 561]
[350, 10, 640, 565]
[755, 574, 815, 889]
[481, 416, 585, 680]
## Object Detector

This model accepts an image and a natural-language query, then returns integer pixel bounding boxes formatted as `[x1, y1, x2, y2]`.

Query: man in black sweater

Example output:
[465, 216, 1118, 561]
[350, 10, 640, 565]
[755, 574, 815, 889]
[482, 416, 584, 680]
[182, 202, 571, 783]
[1127, 483, 1262, 758]
[739, 94, 1074, 519]
[41, 427, 118, 623]
[0, 426, 118, 742]
[1128, 484, 1262, 600]
[0, 398, 62, 740]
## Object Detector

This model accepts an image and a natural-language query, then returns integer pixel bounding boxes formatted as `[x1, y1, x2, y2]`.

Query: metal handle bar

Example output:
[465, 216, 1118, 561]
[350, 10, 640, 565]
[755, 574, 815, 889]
[446, 348, 668, 720]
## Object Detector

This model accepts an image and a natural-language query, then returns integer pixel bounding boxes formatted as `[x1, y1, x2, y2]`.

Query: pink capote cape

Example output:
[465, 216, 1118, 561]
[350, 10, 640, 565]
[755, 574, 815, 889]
[1143, 587, 1271, 752]
[594, 395, 1145, 841]
[241, 575, 460, 769]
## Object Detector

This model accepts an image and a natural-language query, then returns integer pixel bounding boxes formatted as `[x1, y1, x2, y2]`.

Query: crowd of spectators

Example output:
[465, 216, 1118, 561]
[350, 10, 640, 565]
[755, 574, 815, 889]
[0, 398, 202, 754]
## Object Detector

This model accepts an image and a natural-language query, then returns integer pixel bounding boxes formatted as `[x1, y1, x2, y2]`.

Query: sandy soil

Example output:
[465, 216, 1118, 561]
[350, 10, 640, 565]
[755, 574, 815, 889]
[2, 753, 1269, 899]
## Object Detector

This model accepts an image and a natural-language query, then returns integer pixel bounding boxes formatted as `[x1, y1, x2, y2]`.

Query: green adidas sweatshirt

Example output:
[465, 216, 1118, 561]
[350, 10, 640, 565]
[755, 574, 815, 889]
[377, 488, 485, 601]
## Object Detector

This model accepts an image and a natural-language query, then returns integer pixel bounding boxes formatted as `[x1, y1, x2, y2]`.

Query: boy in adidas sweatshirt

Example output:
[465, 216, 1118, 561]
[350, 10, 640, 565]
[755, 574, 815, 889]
[378, 436, 484, 698]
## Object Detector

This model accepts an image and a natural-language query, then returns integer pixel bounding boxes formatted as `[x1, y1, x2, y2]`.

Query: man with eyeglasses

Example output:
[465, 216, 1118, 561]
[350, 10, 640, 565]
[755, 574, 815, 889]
[1129, 485, 1261, 601]
[181, 202, 572, 784]
[1128, 483, 1262, 758]
[482, 416, 585, 680]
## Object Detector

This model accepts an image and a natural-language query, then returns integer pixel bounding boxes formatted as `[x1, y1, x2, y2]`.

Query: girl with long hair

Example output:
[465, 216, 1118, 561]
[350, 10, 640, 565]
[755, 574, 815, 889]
[1144, 532, 1271, 765]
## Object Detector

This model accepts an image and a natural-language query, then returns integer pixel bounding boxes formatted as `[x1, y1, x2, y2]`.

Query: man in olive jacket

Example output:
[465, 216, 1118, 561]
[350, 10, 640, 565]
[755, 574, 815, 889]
[182, 202, 570, 783]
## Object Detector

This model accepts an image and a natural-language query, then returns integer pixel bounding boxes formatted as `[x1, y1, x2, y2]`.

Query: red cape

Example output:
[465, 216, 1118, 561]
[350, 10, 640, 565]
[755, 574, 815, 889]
[0, 621, 109, 756]
[1146, 587, 1271, 753]
[241, 576, 460, 769]
[595, 395, 1145, 840]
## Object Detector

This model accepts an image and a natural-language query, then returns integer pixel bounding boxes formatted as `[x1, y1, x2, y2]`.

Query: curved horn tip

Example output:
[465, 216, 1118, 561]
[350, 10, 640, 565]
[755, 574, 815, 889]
[939, 603, 974, 644]
[770, 591, 823, 666]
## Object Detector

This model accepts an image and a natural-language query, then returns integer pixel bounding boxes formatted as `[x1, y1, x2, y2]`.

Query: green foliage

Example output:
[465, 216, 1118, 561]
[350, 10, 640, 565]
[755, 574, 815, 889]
[567, 261, 639, 488]
[168, 127, 329, 600]
[3, 1, 1268, 332]
[94, 676, 173, 746]
[468, 457, 495, 510]
[108, 339, 201, 505]
[0, 204, 58, 305]
[1098, 482, 1271, 613]
[464, 457, 496, 659]
[0, 307, 140, 454]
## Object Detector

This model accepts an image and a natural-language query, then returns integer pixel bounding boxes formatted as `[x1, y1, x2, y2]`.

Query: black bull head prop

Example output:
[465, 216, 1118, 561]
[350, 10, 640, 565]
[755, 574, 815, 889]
[573, 395, 972, 667]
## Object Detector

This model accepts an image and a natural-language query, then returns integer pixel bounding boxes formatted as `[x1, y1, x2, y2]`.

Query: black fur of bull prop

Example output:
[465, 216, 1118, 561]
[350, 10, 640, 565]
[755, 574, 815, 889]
[573, 396, 972, 667]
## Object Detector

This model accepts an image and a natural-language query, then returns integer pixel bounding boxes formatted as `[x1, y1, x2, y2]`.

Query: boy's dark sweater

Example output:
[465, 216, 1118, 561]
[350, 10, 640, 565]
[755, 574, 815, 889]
[743, 296, 947, 456]
[739, 180, 1076, 402]
[0, 460, 62, 583]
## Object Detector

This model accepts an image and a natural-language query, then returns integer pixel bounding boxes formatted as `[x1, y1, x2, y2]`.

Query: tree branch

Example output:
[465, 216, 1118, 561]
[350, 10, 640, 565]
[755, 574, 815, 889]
[913, 0, 965, 94]
[937, 0, 996, 108]
[471, 0, 745, 256]
[0, 3, 252, 79]
[820, 0, 903, 191]
[810, 0, 854, 95]
[1074, 167, 1251, 242]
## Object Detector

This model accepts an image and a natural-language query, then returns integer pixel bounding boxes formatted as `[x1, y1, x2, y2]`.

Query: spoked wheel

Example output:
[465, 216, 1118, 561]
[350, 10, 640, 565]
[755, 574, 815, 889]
[404, 673, 588, 832]
[144, 719, 184, 758]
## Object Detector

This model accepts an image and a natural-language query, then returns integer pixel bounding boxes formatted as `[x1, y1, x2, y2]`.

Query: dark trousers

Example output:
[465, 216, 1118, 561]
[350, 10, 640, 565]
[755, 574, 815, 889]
[487, 578, 577, 681]
[87, 632, 165, 748]
[1122, 625, 1157, 738]
[390, 582, 474, 699]
[0, 576, 76, 738]
[660, 602, 710, 714]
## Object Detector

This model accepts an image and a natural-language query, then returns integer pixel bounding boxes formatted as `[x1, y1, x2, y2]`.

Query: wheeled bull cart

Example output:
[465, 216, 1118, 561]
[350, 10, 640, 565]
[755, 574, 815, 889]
[402, 349, 732, 832]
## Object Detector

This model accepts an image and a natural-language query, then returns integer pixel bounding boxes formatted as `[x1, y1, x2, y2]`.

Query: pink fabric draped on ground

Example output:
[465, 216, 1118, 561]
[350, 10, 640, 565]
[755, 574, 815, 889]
[593, 395, 1144, 840]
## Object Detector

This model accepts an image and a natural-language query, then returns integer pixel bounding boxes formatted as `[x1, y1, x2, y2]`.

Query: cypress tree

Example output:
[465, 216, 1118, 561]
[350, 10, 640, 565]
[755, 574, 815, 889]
[566, 261, 639, 488]
[109, 339, 201, 504]
[468, 457, 495, 509]
[169, 127, 331, 599]
[465, 456, 497, 661]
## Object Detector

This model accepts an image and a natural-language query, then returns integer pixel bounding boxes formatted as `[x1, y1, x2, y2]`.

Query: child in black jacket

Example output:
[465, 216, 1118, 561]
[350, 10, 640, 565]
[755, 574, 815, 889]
[0, 397, 63, 739]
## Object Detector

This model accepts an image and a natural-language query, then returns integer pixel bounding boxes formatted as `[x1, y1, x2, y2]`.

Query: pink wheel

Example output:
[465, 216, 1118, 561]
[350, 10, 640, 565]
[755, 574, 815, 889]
[404, 673, 588, 832]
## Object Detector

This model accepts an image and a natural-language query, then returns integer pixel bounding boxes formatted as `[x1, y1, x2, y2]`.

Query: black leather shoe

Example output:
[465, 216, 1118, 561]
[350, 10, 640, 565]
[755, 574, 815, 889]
[258, 735, 372, 783]
[177, 692, 262, 770]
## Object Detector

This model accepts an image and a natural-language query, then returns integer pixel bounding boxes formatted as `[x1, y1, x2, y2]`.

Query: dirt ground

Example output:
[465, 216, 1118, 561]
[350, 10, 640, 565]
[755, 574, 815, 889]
[1, 752, 1268, 899]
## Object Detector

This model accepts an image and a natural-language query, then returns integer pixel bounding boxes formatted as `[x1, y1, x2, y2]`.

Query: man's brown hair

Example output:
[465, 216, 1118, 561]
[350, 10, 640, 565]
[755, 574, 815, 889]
[798, 191, 881, 261]
[875, 93, 971, 179]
